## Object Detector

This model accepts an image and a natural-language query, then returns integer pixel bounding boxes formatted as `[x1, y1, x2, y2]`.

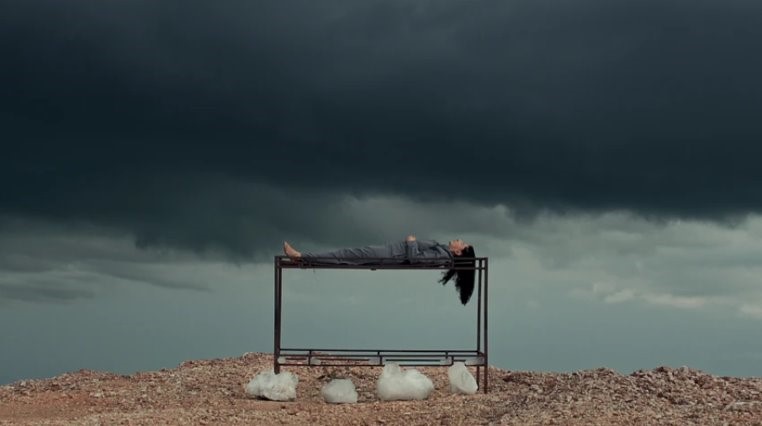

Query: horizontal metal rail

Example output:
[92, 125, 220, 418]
[277, 255, 487, 270]
[277, 349, 486, 368]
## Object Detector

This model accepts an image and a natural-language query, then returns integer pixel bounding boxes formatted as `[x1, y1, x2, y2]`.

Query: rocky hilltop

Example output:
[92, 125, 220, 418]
[1, 353, 761, 425]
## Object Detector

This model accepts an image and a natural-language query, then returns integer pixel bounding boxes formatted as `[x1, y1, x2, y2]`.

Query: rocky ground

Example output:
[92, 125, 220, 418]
[1, 352, 761, 425]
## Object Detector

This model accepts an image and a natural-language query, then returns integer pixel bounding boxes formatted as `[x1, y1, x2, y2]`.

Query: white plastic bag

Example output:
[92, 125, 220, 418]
[376, 363, 434, 401]
[448, 362, 478, 394]
[321, 378, 358, 404]
[244, 370, 298, 401]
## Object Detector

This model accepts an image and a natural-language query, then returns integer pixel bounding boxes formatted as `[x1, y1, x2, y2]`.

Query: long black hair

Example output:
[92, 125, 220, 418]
[439, 246, 476, 305]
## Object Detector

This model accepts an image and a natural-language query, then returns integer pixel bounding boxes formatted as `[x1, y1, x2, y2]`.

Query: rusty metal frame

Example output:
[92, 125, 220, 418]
[273, 255, 490, 392]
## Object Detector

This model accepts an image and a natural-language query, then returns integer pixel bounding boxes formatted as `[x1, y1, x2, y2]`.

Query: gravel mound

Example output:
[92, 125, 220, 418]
[1, 353, 760, 425]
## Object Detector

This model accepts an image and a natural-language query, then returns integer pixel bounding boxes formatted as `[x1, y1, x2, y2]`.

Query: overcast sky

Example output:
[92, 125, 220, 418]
[2, 0, 762, 385]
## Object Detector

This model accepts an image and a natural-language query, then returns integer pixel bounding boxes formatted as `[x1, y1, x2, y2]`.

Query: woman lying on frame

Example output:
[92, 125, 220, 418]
[283, 235, 476, 305]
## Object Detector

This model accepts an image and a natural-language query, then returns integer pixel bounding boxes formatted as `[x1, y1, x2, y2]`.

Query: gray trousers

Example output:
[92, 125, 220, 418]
[300, 240, 451, 265]
[302, 244, 400, 265]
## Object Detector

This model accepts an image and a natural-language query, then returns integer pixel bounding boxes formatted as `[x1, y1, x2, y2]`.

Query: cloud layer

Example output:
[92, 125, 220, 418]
[3, 0, 762, 256]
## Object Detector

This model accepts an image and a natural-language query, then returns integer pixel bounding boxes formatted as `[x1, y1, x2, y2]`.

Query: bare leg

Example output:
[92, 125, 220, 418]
[283, 241, 302, 259]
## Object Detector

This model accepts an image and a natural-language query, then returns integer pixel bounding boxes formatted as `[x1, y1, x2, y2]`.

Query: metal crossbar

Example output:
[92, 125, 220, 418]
[274, 255, 489, 392]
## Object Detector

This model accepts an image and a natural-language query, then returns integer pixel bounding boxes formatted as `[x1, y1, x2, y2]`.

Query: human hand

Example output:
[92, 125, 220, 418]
[406, 234, 416, 242]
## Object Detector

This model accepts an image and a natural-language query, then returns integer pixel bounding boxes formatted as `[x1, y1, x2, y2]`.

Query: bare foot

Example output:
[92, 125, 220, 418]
[283, 241, 302, 259]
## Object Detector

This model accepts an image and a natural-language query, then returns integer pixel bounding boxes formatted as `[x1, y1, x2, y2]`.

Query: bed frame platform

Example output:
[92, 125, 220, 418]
[273, 255, 490, 392]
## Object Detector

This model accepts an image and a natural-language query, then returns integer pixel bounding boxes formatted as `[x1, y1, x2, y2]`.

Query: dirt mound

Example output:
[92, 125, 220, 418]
[1, 353, 761, 425]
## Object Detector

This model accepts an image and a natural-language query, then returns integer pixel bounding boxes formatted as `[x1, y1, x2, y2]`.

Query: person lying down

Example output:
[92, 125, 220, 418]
[283, 235, 477, 305]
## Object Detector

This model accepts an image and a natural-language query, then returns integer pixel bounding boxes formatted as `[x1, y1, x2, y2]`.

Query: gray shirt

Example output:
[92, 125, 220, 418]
[400, 239, 453, 263]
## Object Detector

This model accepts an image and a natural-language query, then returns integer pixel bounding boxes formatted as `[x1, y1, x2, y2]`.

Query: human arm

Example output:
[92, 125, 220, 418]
[405, 237, 447, 263]
[405, 235, 418, 260]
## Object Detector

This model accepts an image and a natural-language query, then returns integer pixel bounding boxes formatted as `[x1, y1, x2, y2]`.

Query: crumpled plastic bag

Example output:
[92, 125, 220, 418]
[376, 363, 434, 401]
[448, 361, 478, 394]
[321, 378, 358, 404]
[244, 370, 298, 401]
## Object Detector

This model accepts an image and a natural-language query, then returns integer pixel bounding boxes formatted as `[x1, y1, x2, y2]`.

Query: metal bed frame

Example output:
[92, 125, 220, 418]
[273, 255, 490, 392]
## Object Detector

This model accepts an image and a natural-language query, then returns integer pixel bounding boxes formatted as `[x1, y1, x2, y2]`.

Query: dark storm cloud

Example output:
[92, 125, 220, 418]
[3, 0, 762, 254]
[0, 223, 218, 302]
[0, 283, 94, 303]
